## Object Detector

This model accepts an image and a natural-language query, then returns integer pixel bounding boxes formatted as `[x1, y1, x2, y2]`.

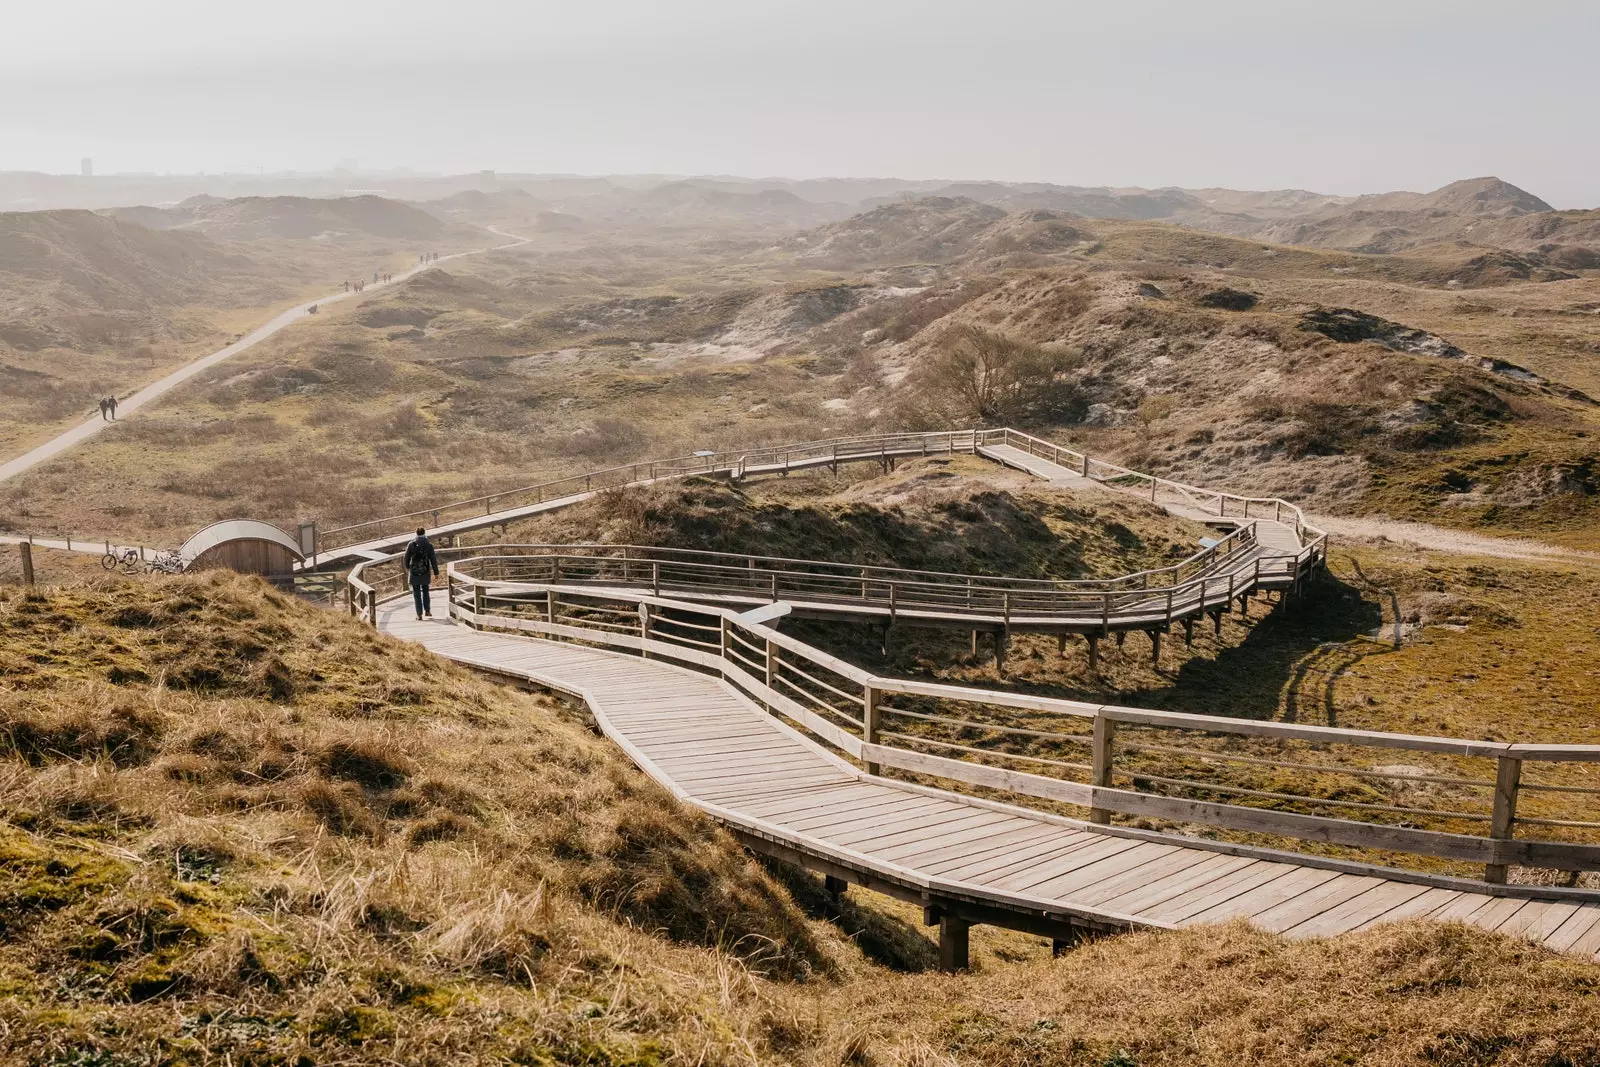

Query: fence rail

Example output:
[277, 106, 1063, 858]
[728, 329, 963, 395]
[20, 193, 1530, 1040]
[359, 552, 1600, 886]
[309, 427, 1329, 561]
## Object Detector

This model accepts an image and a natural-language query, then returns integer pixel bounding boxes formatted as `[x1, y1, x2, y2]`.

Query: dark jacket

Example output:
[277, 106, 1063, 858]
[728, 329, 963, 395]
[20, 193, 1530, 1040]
[403, 536, 439, 577]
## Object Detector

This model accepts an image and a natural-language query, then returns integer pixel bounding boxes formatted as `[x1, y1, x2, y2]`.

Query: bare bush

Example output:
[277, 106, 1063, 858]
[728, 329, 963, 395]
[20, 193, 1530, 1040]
[901, 326, 1086, 427]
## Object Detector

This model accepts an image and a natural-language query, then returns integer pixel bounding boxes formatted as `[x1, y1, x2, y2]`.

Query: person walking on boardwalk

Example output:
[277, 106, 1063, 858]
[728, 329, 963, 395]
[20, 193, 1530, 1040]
[403, 526, 440, 620]
[107, 395, 117, 420]
[98, 398, 109, 421]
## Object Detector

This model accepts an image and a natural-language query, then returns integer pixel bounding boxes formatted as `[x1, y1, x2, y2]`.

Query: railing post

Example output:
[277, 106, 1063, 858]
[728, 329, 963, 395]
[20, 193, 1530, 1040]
[719, 615, 731, 674]
[652, 561, 661, 596]
[1090, 715, 1116, 825]
[640, 602, 652, 658]
[1486, 756, 1522, 884]
[445, 570, 454, 620]
[18, 542, 33, 588]
[472, 582, 484, 625]
[765, 636, 777, 695]
[1081, 454, 1090, 477]
[862, 685, 881, 775]
[547, 589, 557, 625]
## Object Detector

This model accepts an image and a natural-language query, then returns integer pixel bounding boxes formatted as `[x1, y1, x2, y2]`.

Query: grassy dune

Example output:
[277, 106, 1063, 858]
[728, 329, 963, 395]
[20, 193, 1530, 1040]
[1, 575, 1599, 1063]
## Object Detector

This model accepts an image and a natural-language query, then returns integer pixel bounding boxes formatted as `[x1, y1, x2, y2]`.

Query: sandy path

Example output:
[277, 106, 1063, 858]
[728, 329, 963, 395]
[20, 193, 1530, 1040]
[0, 226, 530, 487]
[1308, 513, 1599, 563]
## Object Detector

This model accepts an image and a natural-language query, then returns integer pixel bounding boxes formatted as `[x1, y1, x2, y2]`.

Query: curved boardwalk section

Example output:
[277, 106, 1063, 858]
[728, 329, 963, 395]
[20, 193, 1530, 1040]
[377, 601, 1600, 969]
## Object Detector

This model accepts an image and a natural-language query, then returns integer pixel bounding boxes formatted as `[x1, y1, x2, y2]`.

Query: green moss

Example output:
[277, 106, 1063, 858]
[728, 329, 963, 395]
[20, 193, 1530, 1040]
[0, 829, 126, 928]
[312, 1004, 396, 1045]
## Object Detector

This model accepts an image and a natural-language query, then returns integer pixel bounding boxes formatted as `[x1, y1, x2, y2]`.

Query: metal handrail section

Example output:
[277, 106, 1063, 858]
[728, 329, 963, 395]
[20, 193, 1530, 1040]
[422, 555, 1600, 886]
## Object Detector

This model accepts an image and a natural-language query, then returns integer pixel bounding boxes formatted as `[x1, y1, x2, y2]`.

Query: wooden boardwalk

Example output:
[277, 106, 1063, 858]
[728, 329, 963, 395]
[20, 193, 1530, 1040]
[307, 428, 1323, 573]
[378, 601, 1600, 969]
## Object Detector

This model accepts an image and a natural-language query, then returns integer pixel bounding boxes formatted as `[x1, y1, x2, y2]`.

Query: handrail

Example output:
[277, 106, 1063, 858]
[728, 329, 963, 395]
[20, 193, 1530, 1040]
[417, 554, 1600, 885]
[308, 427, 1328, 559]
[362, 536, 1306, 634]
[980, 427, 1325, 542]
[315, 430, 983, 553]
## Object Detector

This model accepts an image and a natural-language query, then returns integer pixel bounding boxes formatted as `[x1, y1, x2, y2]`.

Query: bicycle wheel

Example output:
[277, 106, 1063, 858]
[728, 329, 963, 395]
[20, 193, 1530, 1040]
[101, 553, 118, 570]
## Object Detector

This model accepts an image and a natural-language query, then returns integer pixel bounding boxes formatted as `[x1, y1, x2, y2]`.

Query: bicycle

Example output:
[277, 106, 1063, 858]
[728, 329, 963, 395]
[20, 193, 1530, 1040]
[145, 550, 186, 576]
[101, 547, 141, 575]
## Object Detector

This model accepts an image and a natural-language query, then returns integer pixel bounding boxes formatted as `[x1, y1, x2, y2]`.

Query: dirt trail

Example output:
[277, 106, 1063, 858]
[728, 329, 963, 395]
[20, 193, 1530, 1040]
[0, 226, 530, 487]
[1309, 513, 1600, 563]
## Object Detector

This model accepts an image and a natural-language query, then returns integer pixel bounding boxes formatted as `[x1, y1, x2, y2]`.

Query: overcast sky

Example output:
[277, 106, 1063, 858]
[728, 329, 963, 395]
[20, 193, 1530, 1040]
[3, 0, 1597, 206]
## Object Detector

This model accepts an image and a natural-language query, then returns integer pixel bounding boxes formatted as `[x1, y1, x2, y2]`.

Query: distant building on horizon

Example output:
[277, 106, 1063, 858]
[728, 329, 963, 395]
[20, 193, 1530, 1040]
[80, 157, 92, 177]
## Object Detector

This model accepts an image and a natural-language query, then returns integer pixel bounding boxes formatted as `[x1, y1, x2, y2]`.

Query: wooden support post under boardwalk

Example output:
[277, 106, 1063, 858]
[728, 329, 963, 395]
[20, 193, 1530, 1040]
[1486, 755, 1523, 884]
[1086, 634, 1099, 673]
[824, 874, 848, 906]
[1058, 632, 1068, 655]
[1090, 716, 1116, 825]
[1149, 629, 1162, 665]
[924, 907, 970, 972]
[970, 630, 979, 658]
[1183, 617, 1194, 646]
[940, 915, 970, 972]
[18, 542, 33, 588]
[994, 630, 1007, 673]
[1212, 610, 1223, 635]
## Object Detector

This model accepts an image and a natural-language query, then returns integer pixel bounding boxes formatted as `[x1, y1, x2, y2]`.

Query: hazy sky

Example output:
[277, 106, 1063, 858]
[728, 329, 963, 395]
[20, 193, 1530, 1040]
[4, 0, 1597, 206]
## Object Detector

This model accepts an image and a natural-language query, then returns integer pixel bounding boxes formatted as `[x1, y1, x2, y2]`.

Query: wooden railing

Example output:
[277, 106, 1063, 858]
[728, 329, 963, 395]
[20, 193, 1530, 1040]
[313, 430, 985, 555]
[363, 534, 1308, 640]
[309, 427, 1328, 559]
[414, 554, 1600, 886]
[976, 427, 1325, 542]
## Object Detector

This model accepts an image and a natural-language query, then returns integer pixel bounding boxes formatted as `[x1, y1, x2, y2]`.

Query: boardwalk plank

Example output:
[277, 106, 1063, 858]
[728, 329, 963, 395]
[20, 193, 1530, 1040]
[1282, 882, 1432, 939]
[1544, 905, 1600, 954]
[376, 600, 1600, 964]
[1349, 887, 1464, 932]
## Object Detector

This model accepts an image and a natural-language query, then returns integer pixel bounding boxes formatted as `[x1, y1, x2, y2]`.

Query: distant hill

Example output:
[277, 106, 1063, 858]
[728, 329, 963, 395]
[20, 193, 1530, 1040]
[107, 194, 449, 242]
[1221, 179, 1589, 259]
[0, 209, 257, 314]
[422, 188, 550, 223]
[1344, 176, 1554, 218]
[788, 197, 1008, 266]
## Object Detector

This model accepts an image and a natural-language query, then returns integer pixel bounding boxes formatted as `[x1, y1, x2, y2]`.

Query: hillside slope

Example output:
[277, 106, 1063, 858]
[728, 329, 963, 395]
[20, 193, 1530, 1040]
[3, 568, 1600, 1062]
[0, 209, 259, 313]
[111, 194, 452, 242]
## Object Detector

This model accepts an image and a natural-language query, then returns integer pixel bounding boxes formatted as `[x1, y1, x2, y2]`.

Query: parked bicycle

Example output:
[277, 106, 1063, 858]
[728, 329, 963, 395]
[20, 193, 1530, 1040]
[100, 548, 141, 575]
[145, 550, 186, 576]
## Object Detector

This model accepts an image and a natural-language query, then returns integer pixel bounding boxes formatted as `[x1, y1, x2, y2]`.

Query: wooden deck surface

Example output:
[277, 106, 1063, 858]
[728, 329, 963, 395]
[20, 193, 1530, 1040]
[980, 442, 1306, 554]
[378, 601, 1600, 961]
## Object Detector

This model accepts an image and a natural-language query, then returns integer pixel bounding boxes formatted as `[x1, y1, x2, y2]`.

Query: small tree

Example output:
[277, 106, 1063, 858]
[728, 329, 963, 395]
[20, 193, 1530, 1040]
[907, 325, 1084, 426]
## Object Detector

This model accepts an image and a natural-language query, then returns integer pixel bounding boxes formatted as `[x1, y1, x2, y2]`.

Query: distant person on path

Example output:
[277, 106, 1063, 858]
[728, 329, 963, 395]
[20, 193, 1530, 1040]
[98, 398, 108, 421]
[403, 527, 440, 620]
[343, 280, 350, 292]
[107, 396, 117, 420]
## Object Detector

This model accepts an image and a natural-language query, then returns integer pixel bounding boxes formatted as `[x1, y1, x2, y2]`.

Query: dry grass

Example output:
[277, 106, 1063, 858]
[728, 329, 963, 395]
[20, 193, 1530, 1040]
[1, 574, 1599, 1062]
